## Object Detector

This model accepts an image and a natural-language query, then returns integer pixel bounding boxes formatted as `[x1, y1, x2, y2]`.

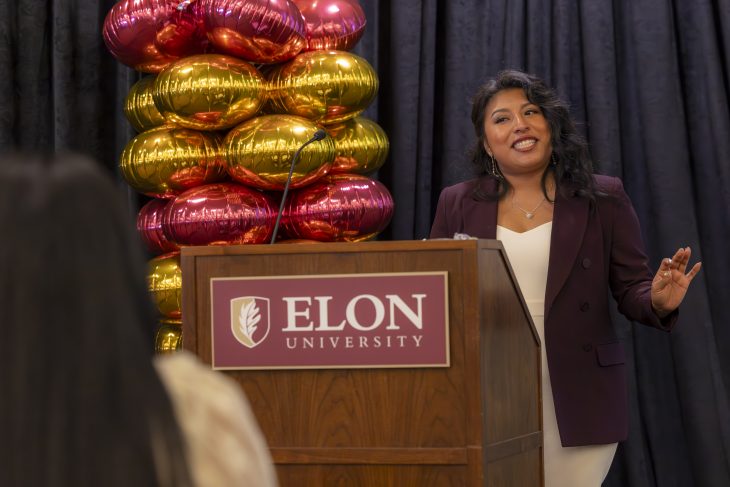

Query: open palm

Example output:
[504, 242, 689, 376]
[651, 246, 702, 318]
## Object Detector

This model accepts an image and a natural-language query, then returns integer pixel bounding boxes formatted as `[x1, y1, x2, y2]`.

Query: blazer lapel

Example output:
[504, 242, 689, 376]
[545, 189, 590, 317]
[462, 178, 498, 239]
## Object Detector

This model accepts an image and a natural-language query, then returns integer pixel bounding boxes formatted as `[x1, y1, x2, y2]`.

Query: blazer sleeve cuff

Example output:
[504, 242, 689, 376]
[649, 307, 679, 332]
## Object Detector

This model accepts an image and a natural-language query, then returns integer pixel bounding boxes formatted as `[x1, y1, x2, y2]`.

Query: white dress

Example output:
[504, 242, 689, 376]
[497, 223, 617, 487]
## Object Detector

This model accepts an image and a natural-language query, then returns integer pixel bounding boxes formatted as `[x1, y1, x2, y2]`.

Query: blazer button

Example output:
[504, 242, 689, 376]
[580, 302, 590, 312]
[582, 258, 592, 269]
[583, 344, 593, 352]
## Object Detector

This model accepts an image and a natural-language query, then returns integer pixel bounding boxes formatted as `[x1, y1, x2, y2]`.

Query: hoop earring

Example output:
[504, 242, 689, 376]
[488, 153, 503, 180]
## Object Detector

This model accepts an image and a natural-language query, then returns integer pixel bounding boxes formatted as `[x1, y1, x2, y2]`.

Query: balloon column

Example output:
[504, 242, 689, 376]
[104, 0, 393, 351]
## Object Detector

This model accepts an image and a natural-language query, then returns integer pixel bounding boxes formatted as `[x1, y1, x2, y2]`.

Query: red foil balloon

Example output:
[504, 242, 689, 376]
[162, 183, 276, 245]
[103, 0, 207, 73]
[283, 174, 393, 242]
[276, 239, 320, 244]
[197, 0, 306, 64]
[293, 0, 366, 51]
[137, 198, 180, 255]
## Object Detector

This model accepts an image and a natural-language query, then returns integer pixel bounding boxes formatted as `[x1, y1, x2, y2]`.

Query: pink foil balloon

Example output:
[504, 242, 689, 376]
[162, 183, 276, 245]
[103, 0, 207, 73]
[196, 0, 306, 64]
[283, 174, 393, 242]
[137, 198, 180, 255]
[293, 0, 366, 51]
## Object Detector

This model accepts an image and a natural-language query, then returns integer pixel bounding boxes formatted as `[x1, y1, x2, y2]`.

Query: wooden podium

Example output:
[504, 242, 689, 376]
[181, 239, 542, 486]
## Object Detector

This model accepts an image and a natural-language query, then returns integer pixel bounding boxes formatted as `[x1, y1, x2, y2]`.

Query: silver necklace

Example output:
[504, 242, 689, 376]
[512, 195, 546, 219]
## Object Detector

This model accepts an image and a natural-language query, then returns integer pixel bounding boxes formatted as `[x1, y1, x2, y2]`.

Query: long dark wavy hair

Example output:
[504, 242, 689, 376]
[470, 69, 597, 201]
[0, 154, 192, 487]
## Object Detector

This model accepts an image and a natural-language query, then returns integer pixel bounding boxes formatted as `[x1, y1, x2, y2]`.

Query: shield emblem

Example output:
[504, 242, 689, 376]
[230, 296, 270, 348]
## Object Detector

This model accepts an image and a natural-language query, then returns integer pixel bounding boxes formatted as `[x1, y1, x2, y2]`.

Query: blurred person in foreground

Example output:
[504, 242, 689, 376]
[431, 70, 701, 486]
[0, 154, 278, 487]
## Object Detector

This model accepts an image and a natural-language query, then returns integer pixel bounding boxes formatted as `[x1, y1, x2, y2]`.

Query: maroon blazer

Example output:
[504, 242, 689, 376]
[430, 174, 677, 446]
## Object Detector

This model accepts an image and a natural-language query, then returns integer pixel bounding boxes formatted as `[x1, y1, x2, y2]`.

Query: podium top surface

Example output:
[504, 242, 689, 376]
[181, 239, 506, 257]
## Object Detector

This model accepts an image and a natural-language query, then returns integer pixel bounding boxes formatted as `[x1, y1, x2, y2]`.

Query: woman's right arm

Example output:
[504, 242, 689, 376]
[430, 188, 453, 238]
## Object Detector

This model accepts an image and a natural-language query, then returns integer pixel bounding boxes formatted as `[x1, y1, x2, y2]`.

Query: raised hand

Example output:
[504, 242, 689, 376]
[651, 246, 702, 318]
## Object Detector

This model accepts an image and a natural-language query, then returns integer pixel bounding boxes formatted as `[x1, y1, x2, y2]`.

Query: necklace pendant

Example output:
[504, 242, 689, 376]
[525, 213, 534, 219]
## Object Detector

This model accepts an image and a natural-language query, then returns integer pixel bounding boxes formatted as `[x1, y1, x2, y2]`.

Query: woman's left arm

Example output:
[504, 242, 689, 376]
[607, 177, 701, 328]
[650, 247, 702, 318]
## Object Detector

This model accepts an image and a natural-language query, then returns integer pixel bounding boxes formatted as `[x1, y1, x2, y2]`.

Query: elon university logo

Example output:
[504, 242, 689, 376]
[230, 296, 270, 348]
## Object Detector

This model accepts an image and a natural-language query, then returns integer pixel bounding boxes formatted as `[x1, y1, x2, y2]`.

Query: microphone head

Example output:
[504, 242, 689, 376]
[312, 129, 327, 141]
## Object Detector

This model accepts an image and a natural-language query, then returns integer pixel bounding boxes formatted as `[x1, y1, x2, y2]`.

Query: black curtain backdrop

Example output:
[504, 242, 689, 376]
[1, 0, 728, 485]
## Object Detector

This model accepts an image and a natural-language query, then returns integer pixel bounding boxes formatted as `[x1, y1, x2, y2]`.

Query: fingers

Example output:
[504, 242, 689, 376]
[686, 262, 702, 282]
[659, 257, 672, 277]
[668, 247, 687, 272]
[669, 247, 684, 262]
[667, 246, 697, 271]
[660, 246, 702, 281]
[679, 246, 692, 272]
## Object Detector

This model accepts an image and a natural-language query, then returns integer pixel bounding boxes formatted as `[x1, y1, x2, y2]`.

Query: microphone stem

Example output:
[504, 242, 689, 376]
[270, 139, 316, 244]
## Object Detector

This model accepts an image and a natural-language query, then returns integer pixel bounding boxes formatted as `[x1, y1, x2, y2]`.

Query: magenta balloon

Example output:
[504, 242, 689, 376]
[137, 198, 180, 255]
[103, 0, 207, 73]
[283, 174, 393, 242]
[162, 183, 276, 246]
[197, 0, 306, 63]
[293, 0, 366, 51]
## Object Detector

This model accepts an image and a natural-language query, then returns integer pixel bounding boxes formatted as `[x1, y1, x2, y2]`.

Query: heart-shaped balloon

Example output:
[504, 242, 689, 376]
[196, 0, 306, 64]
[268, 50, 378, 125]
[162, 183, 277, 245]
[124, 76, 166, 132]
[120, 125, 227, 198]
[326, 117, 389, 174]
[293, 0, 366, 51]
[154, 54, 266, 131]
[283, 174, 393, 241]
[103, 0, 207, 72]
[225, 114, 335, 190]
[148, 252, 182, 319]
[137, 198, 180, 255]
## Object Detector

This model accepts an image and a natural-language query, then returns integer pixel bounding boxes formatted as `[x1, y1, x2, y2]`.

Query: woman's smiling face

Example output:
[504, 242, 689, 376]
[483, 88, 553, 178]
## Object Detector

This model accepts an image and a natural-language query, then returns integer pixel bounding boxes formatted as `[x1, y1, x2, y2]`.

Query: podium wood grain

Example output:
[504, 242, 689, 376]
[182, 240, 543, 486]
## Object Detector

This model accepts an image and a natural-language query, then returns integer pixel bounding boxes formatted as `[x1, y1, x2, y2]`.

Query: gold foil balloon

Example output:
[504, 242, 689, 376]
[267, 50, 378, 125]
[196, 0, 306, 64]
[283, 174, 394, 242]
[161, 183, 277, 246]
[225, 114, 335, 190]
[154, 54, 266, 131]
[155, 318, 183, 353]
[124, 76, 165, 132]
[326, 117, 389, 174]
[120, 125, 226, 198]
[148, 252, 182, 319]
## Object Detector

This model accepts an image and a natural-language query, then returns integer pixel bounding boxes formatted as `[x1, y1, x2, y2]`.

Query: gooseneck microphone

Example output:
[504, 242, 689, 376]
[270, 129, 328, 244]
